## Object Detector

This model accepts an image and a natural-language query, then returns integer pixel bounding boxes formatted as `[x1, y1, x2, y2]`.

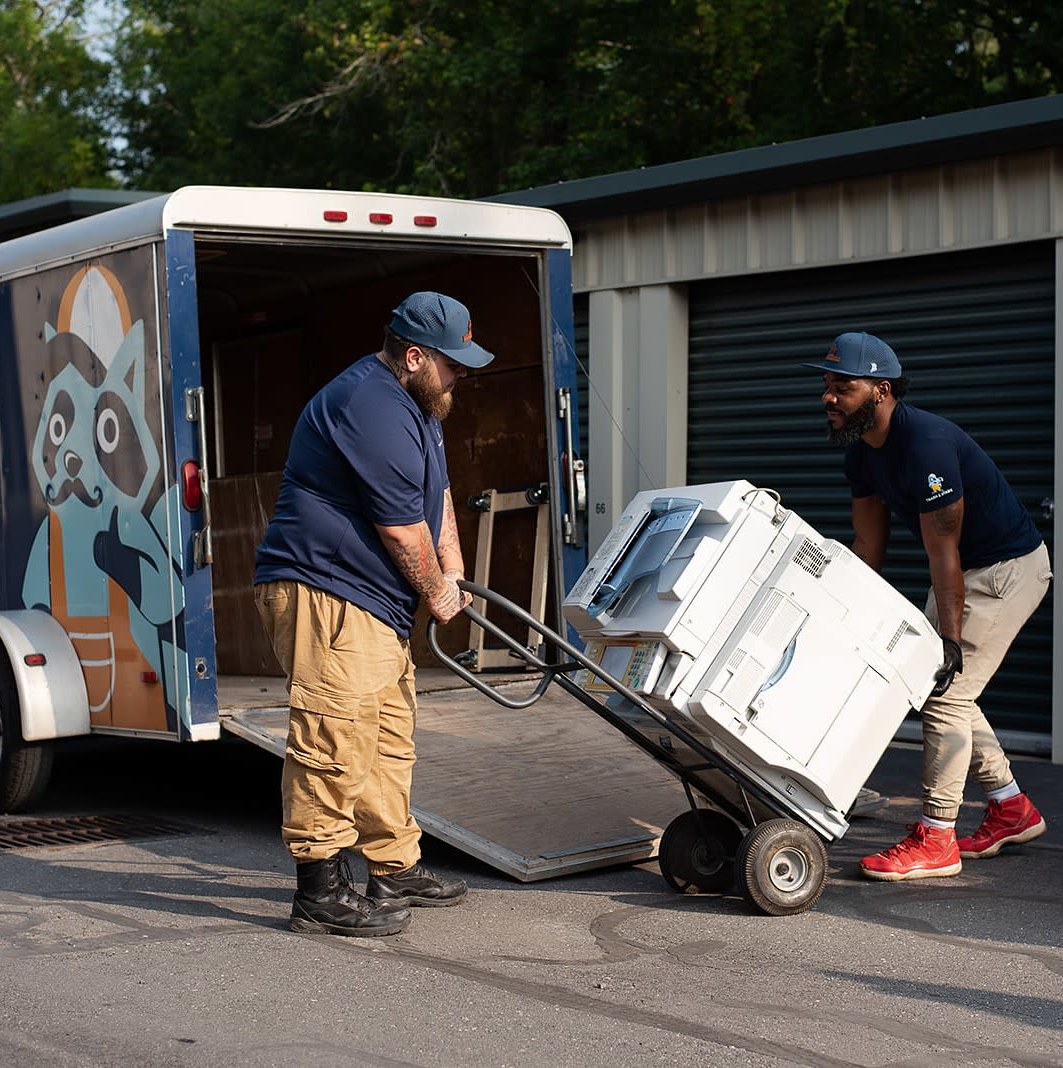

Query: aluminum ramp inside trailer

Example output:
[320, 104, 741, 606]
[218, 671, 687, 881]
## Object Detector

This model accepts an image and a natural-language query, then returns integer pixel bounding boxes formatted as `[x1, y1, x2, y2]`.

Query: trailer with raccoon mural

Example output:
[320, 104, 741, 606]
[0, 186, 668, 879]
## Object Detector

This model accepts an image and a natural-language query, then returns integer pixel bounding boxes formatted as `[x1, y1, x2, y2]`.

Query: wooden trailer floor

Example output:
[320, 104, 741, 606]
[217, 671, 688, 881]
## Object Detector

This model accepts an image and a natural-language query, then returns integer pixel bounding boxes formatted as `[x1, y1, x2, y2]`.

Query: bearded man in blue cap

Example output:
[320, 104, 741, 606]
[255, 292, 492, 934]
[805, 332, 1050, 881]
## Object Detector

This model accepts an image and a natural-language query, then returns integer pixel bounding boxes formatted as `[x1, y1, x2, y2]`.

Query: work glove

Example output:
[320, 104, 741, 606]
[930, 636, 963, 697]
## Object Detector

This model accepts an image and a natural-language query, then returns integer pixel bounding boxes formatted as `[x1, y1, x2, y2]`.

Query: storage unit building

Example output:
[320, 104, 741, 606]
[496, 95, 1063, 761]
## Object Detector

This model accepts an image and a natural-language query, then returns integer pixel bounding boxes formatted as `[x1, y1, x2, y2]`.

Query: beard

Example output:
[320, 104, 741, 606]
[407, 362, 454, 420]
[827, 394, 876, 445]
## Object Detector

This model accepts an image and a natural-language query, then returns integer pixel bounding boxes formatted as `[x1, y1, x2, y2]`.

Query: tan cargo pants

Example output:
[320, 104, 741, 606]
[254, 580, 421, 872]
[920, 542, 1052, 821]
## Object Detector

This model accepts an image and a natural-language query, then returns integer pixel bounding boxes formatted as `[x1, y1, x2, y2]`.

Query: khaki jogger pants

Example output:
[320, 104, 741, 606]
[254, 580, 422, 872]
[920, 542, 1052, 821]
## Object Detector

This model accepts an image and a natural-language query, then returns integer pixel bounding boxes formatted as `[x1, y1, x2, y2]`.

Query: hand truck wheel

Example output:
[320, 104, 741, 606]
[658, 809, 742, 894]
[735, 818, 828, 916]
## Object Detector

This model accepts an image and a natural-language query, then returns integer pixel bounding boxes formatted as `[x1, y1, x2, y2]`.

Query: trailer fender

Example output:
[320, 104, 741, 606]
[0, 610, 90, 741]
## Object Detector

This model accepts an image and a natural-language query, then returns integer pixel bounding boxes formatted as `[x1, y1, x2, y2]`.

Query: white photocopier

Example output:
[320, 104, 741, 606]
[562, 480, 943, 839]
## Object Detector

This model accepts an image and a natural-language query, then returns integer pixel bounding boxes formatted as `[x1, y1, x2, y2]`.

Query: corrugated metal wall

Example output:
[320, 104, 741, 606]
[686, 242, 1055, 737]
[571, 150, 1063, 294]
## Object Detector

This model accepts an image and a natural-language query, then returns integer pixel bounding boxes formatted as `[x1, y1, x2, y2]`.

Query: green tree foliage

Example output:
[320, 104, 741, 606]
[793, 0, 1063, 132]
[111, 0, 1063, 198]
[113, 0, 351, 190]
[0, 0, 115, 201]
[28, 0, 1063, 202]
[113, 0, 793, 194]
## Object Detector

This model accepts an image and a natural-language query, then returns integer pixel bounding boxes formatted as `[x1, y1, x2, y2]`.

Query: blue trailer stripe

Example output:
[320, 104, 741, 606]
[164, 230, 218, 737]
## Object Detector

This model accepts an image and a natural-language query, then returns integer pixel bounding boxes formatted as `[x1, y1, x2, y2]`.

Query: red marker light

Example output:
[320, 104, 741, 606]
[368, 212, 394, 225]
[141, 671, 158, 684]
[323, 210, 348, 223]
[23, 653, 47, 667]
[413, 215, 437, 227]
[181, 460, 202, 511]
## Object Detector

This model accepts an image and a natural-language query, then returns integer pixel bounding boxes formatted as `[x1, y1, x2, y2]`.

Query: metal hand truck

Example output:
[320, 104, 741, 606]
[429, 581, 837, 917]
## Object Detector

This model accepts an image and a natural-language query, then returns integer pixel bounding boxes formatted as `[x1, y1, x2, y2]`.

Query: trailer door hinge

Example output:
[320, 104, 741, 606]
[556, 387, 584, 547]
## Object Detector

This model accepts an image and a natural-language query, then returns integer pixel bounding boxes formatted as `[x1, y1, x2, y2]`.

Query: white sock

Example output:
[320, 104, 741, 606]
[921, 816, 955, 830]
[987, 781, 1021, 802]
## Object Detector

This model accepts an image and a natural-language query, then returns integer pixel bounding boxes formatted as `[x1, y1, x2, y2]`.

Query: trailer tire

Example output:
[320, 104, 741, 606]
[735, 819, 827, 917]
[658, 809, 741, 894]
[0, 650, 54, 814]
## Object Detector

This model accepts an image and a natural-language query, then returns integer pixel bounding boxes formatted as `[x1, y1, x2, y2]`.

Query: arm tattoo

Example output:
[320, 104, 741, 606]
[391, 525, 447, 600]
[930, 503, 962, 537]
[436, 492, 463, 569]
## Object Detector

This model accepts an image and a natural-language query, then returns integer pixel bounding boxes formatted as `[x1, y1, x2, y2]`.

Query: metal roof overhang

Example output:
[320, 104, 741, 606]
[489, 95, 1063, 222]
[0, 188, 161, 241]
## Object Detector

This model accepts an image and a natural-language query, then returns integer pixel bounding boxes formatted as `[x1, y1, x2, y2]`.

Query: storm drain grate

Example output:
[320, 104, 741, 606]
[0, 814, 201, 851]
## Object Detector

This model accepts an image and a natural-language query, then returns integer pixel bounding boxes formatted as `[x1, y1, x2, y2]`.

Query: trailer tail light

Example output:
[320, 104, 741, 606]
[141, 671, 158, 684]
[323, 210, 348, 223]
[182, 460, 203, 511]
[368, 212, 394, 225]
[413, 215, 437, 227]
[23, 653, 46, 667]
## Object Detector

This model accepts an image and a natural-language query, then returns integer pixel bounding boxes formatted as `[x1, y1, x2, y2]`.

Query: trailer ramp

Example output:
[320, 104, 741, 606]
[218, 671, 687, 881]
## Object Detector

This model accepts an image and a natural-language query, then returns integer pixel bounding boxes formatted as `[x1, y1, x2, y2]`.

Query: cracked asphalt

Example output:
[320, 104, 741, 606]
[0, 734, 1060, 1067]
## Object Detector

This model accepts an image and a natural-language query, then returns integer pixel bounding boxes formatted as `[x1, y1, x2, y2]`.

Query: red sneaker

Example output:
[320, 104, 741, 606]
[957, 794, 1046, 859]
[860, 823, 962, 881]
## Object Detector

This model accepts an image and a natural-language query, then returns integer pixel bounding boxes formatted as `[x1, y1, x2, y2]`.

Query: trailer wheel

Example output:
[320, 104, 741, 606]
[735, 819, 827, 917]
[0, 650, 54, 814]
[658, 809, 742, 894]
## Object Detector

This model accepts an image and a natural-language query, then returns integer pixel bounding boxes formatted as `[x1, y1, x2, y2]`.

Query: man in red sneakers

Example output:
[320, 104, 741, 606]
[804, 332, 1051, 881]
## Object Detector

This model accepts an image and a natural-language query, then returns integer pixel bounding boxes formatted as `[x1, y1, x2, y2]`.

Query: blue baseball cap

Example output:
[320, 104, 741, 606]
[802, 332, 902, 378]
[389, 291, 495, 369]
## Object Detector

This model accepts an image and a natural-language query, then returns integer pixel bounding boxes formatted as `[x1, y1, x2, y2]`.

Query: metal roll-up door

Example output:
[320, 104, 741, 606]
[573, 292, 590, 463]
[687, 243, 1055, 740]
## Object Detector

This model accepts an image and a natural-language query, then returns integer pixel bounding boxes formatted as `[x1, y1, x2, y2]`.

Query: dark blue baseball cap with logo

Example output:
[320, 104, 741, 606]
[802, 331, 903, 378]
[390, 291, 495, 368]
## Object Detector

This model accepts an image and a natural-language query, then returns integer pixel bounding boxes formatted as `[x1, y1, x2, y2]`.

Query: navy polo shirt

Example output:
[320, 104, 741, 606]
[255, 354, 449, 638]
[843, 403, 1041, 570]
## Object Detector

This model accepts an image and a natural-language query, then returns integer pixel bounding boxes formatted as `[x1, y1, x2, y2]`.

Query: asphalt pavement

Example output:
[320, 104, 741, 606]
[0, 733, 1060, 1067]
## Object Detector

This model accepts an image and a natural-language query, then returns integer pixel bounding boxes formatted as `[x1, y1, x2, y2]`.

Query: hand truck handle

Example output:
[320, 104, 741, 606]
[426, 590, 556, 709]
[427, 580, 660, 714]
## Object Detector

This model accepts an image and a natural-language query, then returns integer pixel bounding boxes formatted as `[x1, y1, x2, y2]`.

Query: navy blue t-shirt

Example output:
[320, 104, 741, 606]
[843, 403, 1041, 570]
[255, 354, 450, 637]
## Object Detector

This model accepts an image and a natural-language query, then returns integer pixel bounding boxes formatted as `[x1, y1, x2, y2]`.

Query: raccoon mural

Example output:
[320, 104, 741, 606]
[21, 265, 186, 733]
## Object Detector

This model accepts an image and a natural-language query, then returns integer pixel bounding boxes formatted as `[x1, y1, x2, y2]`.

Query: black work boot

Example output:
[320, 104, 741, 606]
[366, 863, 468, 908]
[290, 854, 411, 936]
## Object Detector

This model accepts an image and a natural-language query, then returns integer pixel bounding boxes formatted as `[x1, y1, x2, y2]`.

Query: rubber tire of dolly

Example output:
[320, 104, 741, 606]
[735, 818, 828, 917]
[658, 809, 742, 894]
